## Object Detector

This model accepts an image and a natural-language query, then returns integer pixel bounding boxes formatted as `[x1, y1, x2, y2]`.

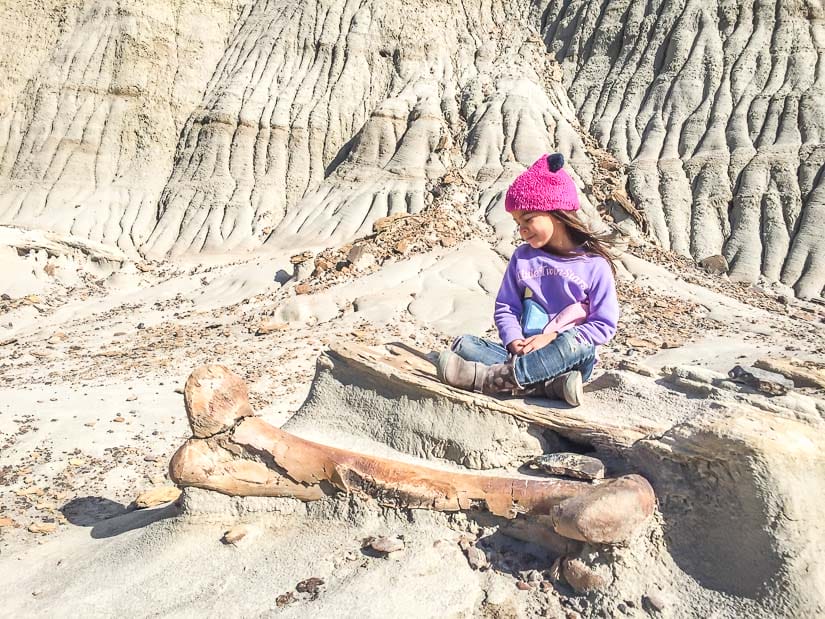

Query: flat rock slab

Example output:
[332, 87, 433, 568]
[324, 342, 666, 450]
[754, 358, 825, 390]
[526, 453, 606, 480]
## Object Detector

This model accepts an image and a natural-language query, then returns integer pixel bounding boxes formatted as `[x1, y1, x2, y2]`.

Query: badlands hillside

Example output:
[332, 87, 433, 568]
[0, 0, 823, 299]
[0, 1, 824, 618]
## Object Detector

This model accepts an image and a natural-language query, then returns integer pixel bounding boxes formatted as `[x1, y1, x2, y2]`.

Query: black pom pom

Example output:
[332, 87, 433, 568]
[547, 153, 565, 172]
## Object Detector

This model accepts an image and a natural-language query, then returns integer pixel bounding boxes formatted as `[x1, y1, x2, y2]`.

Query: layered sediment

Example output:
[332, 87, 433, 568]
[0, 0, 823, 300]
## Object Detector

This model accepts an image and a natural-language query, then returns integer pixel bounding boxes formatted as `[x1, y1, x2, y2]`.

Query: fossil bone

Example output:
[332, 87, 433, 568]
[170, 365, 656, 540]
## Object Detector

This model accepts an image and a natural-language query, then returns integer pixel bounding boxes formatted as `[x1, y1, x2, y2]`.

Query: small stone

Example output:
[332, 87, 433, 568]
[562, 557, 612, 593]
[367, 535, 405, 554]
[660, 339, 683, 349]
[347, 245, 376, 271]
[617, 359, 657, 377]
[642, 592, 667, 613]
[754, 357, 825, 389]
[137, 322, 146, 330]
[255, 320, 288, 336]
[113, 416, 126, 423]
[276, 591, 296, 607]
[698, 254, 729, 275]
[289, 251, 314, 265]
[394, 239, 410, 254]
[69, 458, 86, 466]
[126, 395, 137, 402]
[314, 258, 334, 273]
[134, 486, 181, 509]
[295, 283, 312, 295]
[372, 213, 408, 233]
[28, 522, 57, 534]
[526, 453, 606, 481]
[462, 544, 489, 571]
[728, 365, 794, 396]
[0, 517, 17, 527]
[516, 581, 532, 591]
[143, 455, 160, 462]
[296, 577, 324, 596]
[222, 525, 250, 545]
[626, 337, 661, 350]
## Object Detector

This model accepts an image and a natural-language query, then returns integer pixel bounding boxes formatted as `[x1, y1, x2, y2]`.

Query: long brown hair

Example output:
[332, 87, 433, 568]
[547, 210, 618, 276]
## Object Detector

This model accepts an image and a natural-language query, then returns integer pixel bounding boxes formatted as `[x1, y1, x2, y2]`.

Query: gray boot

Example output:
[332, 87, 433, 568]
[544, 370, 583, 407]
[437, 351, 520, 395]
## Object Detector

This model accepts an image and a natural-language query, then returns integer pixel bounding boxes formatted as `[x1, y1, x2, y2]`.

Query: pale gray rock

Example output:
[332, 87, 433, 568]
[0, 1, 823, 299]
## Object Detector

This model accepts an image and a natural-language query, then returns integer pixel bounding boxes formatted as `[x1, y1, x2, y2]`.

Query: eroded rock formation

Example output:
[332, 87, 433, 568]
[542, 0, 825, 298]
[0, 0, 244, 252]
[1, 0, 823, 297]
[170, 363, 656, 544]
[178, 342, 824, 616]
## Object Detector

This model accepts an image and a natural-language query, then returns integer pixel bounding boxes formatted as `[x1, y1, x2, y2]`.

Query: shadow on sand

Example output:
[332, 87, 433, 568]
[61, 496, 178, 539]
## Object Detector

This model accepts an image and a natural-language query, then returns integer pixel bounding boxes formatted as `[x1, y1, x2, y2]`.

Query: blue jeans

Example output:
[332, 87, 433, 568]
[451, 330, 596, 386]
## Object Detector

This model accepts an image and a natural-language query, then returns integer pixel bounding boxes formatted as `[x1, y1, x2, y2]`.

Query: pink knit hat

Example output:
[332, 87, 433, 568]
[504, 153, 579, 213]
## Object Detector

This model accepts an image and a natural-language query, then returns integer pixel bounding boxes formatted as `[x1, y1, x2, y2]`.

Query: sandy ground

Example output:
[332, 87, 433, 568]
[0, 224, 823, 616]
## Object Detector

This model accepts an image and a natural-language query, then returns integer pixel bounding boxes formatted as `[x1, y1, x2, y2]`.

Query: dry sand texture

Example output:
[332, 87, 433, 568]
[0, 215, 823, 617]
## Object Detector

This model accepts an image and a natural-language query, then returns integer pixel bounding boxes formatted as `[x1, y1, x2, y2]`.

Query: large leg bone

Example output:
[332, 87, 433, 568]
[170, 365, 656, 540]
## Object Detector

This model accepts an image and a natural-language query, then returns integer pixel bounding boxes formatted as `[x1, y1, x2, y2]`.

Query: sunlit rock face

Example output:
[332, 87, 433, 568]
[0, 0, 243, 252]
[541, 0, 825, 298]
[1, 0, 823, 298]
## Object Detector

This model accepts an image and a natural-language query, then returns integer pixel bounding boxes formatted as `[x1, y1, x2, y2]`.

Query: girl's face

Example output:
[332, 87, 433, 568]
[511, 210, 558, 249]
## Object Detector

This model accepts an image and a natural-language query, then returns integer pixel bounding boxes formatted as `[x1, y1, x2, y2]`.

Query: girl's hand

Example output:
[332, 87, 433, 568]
[507, 339, 526, 356]
[520, 332, 557, 354]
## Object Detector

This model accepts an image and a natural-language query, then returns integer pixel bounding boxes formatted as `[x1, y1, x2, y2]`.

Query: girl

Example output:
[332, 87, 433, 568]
[437, 153, 619, 407]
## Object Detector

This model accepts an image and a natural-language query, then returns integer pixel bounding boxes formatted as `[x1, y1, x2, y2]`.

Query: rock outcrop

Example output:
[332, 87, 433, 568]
[170, 361, 657, 543]
[0, 0, 243, 252]
[166, 342, 825, 616]
[1, 0, 823, 298]
[542, 0, 825, 298]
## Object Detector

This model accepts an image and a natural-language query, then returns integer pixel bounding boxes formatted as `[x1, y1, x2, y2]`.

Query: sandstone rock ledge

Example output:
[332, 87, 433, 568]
[167, 342, 825, 617]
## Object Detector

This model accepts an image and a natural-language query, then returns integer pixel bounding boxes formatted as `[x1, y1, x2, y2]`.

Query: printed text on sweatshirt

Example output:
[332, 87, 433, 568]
[493, 244, 619, 347]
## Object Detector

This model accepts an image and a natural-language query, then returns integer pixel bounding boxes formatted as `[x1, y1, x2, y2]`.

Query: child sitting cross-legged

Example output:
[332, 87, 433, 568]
[437, 153, 619, 407]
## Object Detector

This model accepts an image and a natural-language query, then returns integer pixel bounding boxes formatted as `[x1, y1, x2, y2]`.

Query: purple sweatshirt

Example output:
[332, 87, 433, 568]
[494, 244, 619, 347]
